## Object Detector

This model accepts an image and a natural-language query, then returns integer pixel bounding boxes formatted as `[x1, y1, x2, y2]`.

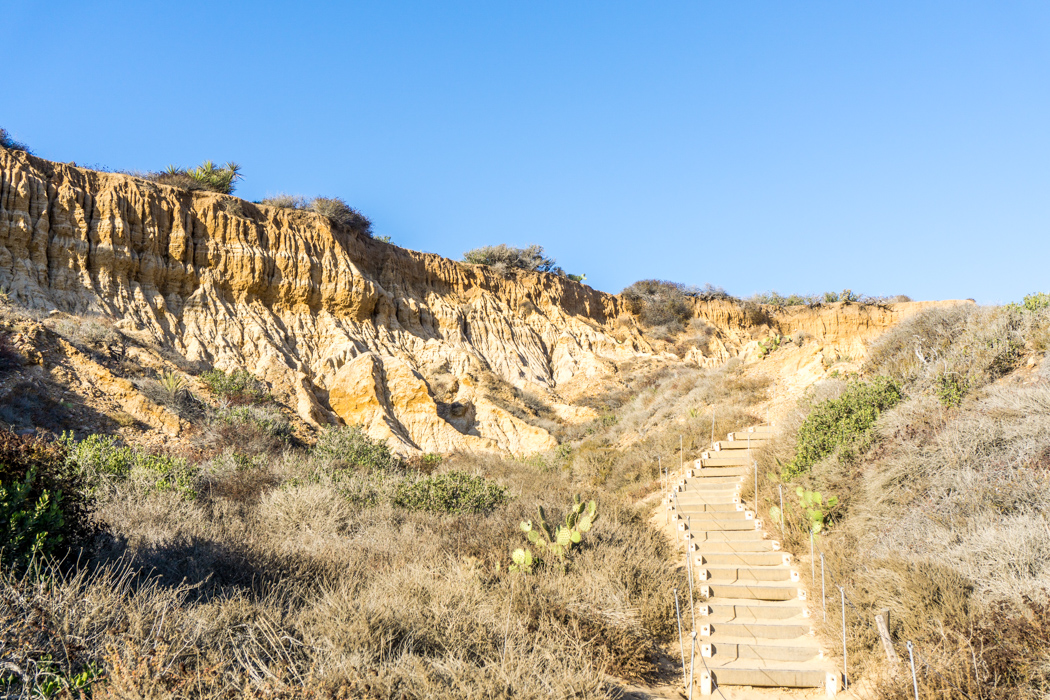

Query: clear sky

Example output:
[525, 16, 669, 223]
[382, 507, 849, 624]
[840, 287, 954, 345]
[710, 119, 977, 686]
[3, 1, 1048, 303]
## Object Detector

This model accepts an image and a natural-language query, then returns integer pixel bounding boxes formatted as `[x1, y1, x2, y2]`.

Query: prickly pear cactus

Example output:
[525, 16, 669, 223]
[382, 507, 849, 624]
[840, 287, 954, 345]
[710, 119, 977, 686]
[509, 497, 600, 571]
[509, 547, 534, 573]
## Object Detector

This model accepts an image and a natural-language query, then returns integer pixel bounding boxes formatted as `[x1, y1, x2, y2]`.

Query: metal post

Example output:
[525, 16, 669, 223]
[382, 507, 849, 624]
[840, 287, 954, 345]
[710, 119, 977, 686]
[680, 435, 684, 474]
[907, 641, 919, 700]
[821, 553, 826, 621]
[674, 588, 687, 681]
[688, 633, 696, 700]
[778, 484, 785, 533]
[810, 527, 815, 583]
[711, 412, 715, 446]
[686, 515, 697, 634]
[840, 586, 848, 689]
[754, 459, 758, 511]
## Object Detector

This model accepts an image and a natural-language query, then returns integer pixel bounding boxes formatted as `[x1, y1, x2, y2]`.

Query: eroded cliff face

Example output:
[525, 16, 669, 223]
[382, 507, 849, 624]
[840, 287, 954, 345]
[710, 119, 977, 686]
[0, 151, 655, 454]
[0, 149, 970, 455]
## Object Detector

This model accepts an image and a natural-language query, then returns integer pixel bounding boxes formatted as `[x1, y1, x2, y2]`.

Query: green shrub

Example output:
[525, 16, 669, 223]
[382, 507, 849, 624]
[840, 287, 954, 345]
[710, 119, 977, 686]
[750, 291, 820, 307]
[0, 431, 90, 568]
[935, 372, 969, 408]
[310, 425, 402, 472]
[463, 244, 562, 275]
[260, 195, 373, 237]
[63, 434, 135, 491]
[0, 128, 30, 153]
[152, 161, 242, 194]
[214, 405, 293, 442]
[63, 433, 197, 499]
[1010, 292, 1050, 313]
[621, 280, 697, 328]
[309, 196, 373, 236]
[392, 471, 508, 515]
[260, 193, 307, 209]
[199, 369, 270, 404]
[786, 377, 902, 477]
[130, 453, 197, 498]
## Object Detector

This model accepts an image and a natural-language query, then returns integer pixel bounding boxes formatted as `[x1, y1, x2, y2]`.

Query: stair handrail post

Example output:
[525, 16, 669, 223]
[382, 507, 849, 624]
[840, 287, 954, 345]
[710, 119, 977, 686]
[840, 586, 848, 690]
[686, 515, 697, 634]
[778, 484, 784, 534]
[810, 526, 816, 583]
[688, 632, 696, 700]
[907, 641, 919, 700]
[821, 552, 826, 622]
[754, 458, 758, 514]
[673, 587, 687, 682]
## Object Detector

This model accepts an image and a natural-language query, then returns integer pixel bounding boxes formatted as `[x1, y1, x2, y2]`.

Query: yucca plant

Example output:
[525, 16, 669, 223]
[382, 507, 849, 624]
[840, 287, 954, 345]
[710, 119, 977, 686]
[160, 370, 186, 403]
[185, 160, 242, 194]
[158, 161, 242, 194]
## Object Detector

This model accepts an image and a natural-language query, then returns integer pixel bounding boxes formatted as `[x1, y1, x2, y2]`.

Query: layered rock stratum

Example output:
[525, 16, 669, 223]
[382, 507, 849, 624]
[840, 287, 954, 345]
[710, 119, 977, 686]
[0, 150, 968, 454]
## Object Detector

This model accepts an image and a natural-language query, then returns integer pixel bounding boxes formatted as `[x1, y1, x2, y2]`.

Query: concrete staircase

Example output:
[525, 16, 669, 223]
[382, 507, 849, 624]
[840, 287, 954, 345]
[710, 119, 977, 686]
[666, 426, 840, 696]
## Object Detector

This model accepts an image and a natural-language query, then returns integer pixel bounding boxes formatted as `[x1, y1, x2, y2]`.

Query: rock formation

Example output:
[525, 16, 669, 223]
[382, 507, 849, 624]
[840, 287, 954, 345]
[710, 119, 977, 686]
[0, 149, 970, 455]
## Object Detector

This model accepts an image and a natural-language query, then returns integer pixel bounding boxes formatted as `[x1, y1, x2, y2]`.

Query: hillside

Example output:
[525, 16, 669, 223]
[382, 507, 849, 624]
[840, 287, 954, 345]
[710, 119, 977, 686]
[2, 148, 1022, 700]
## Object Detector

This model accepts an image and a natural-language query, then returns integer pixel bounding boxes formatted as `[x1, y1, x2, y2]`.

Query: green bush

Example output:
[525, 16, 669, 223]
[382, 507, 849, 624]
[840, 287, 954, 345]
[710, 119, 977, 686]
[260, 193, 308, 209]
[130, 453, 197, 498]
[152, 161, 242, 194]
[310, 425, 402, 472]
[214, 405, 293, 442]
[1010, 292, 1050, 313]
[63, 433, 136, 491]
[260, 195, 373, 237]
[621, 280, 697, 328]
[392, 471, 508, 514]
[786, 377, 902, 478]
[63, 433, 197, 500]
[199, 369, 270, 404]
[935, 372, 969, 408]
[309, 196, 373, 236]
[463, 244, 562, 274]
[0, 431, 90, 568]
[0, 128, 30, 153]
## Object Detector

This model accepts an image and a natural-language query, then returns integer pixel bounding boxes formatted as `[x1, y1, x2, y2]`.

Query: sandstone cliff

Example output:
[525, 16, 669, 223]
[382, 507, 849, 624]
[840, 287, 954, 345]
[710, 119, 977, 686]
[0, 149, 968, 455]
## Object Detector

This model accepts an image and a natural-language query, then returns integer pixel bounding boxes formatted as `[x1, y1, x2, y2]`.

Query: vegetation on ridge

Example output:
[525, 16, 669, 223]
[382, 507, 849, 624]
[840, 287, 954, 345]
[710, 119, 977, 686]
[0, 127, 31, 154]
[151, 160, 243, 194]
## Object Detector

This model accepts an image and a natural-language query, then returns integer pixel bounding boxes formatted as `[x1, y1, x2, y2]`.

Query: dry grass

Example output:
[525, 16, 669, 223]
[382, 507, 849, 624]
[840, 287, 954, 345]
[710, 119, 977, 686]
[1, 431, 686, 698]
[747, 304, 1050, 698]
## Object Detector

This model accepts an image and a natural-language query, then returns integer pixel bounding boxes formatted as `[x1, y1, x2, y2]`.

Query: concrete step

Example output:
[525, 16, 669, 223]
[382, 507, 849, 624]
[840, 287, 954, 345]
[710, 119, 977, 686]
[711, 441, 754, 451]
[703, 599, 807, 621]
[674, 494, 740, 506]
[702, 582, 804, 602]
[686, 475, 745, 484]
[699, 566, 799, 582]
[693, 466, 751, 477]
[691, 540, 779, 553]
[697, 551, 792, 566]
[690, 530, 768, 543]
[675, 509, 749, 520]
[689, 519, 760, 532]
[677, 483, 741, 494]
[703, 621, 813, 640]
[698, 456, 754, 467]
[701, 639, 822, 663]
[727, 432, 773, 442]
[700, 662, 838, 690]
[670, 502, 742, 512]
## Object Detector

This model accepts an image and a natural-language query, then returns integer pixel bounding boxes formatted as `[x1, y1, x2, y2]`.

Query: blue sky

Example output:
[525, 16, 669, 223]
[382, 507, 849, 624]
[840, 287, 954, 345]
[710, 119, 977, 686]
[3, 1, 1048, 303]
